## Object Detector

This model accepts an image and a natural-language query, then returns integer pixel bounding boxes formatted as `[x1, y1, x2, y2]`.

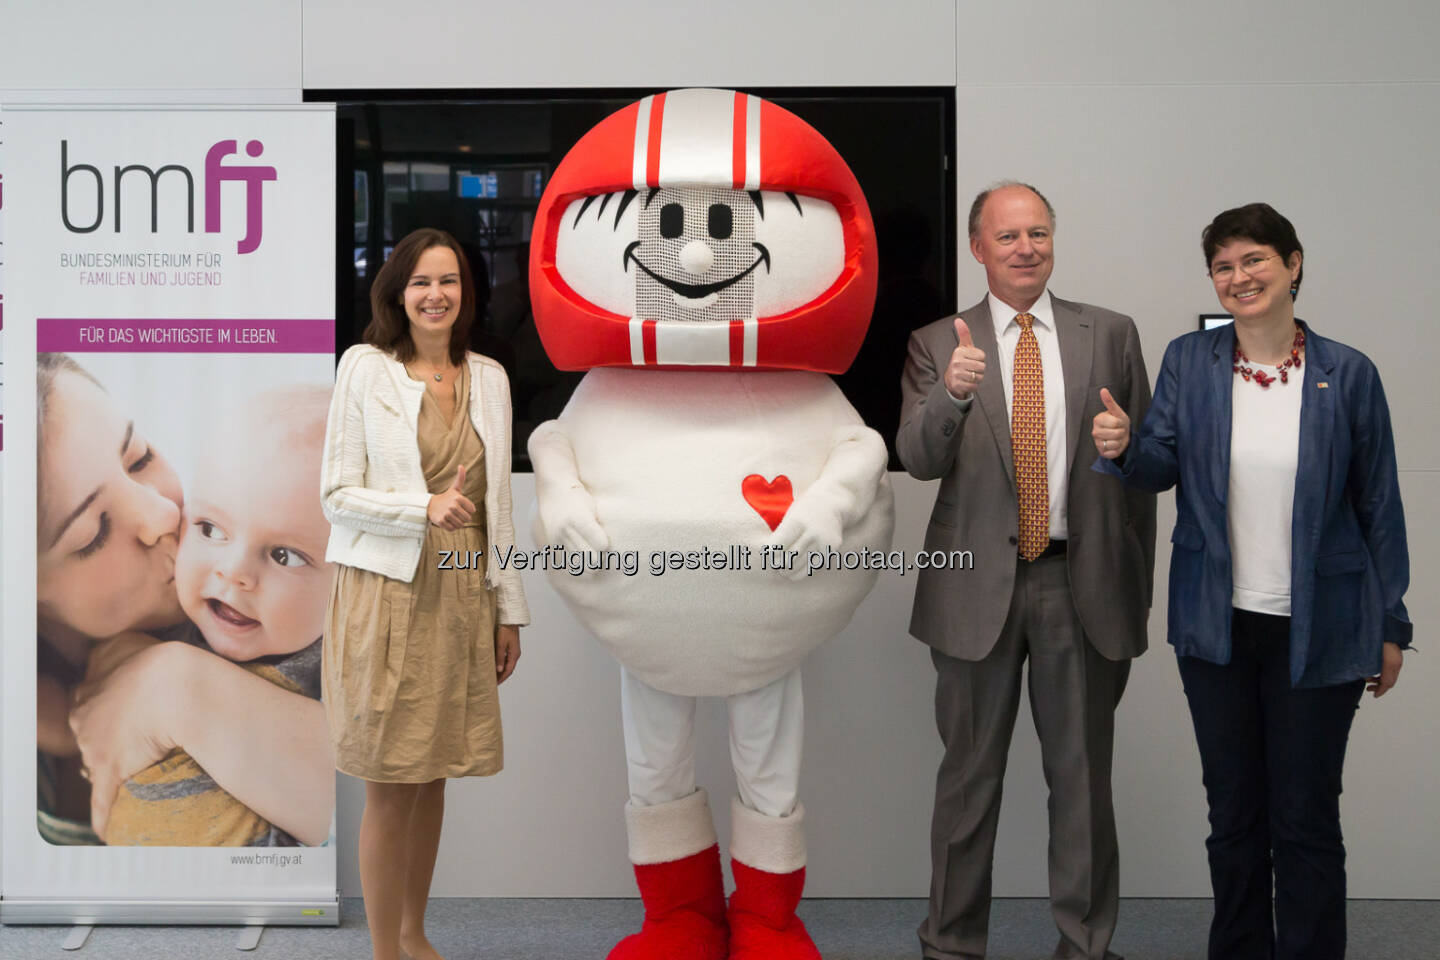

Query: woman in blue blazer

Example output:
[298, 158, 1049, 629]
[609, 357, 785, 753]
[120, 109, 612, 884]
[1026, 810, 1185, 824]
[1092, 203, 1411, 960]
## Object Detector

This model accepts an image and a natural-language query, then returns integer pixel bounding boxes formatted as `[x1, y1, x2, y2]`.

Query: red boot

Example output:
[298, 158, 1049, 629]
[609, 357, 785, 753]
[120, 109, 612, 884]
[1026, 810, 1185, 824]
[727, 797, 820, 960]
[609, 790, 728, 960]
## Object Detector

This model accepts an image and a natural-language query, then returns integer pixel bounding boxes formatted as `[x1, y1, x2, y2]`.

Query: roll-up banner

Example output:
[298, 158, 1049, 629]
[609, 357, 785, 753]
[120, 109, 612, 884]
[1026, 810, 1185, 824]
[2, 111, 8, 590]
[2, 105, 339, 925]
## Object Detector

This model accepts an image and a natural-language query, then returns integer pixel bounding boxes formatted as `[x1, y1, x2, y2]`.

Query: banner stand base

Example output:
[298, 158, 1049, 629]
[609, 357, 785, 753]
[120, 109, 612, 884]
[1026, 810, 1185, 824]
[236, 925, 264, 951]
[0, 897, 341, 927]
[61, 925, 93, 950]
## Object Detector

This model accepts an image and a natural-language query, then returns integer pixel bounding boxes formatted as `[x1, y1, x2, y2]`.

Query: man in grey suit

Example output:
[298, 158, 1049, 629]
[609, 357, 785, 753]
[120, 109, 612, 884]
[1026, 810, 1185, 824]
[897, 182, 1156, 960]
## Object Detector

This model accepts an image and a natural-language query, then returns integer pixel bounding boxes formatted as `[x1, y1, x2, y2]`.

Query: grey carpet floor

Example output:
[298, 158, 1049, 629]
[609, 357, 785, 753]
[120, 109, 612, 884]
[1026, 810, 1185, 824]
[1, 898, 1434, 959]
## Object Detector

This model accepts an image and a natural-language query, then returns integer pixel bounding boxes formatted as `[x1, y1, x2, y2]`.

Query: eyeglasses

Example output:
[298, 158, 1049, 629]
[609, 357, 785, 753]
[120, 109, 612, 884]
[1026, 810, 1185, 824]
[1208, 254, 1280, 282]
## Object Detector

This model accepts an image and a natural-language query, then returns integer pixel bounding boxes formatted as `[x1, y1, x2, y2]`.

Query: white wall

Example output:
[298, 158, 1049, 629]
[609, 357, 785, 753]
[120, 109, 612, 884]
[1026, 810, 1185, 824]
[0, 0, 302, 103]
[300, 0, 956, 89]
[2, 0, 1436, 901]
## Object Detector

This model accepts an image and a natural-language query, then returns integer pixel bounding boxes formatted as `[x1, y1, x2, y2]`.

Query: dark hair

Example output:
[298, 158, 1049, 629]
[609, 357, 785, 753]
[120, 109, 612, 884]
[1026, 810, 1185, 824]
[363, 228, 475, 364]
[967, 181, 1055, 239]
[1202, 203, 1304, 299]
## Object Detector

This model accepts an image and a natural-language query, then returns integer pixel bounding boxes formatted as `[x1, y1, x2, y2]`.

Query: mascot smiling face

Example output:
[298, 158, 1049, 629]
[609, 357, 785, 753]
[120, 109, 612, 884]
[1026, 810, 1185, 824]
[531, 89, 878, 373]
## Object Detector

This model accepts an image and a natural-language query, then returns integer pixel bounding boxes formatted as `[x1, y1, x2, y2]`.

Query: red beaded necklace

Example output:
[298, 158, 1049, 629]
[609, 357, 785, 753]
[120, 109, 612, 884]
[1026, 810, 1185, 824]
[1234, 326, 1304, 388]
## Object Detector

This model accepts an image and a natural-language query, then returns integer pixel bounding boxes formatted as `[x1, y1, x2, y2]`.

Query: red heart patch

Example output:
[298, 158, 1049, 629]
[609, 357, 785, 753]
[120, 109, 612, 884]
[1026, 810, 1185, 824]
[742, 474, 794, 532]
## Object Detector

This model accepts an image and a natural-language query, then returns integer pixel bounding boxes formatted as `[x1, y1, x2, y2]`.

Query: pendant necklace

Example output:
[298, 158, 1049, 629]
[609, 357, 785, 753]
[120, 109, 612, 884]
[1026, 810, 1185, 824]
[409, 363, 446, 383]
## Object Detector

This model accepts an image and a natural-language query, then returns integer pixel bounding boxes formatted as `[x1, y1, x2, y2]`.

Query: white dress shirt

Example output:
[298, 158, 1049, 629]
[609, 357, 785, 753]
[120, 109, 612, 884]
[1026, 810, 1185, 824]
[989, 290, 1069, 540]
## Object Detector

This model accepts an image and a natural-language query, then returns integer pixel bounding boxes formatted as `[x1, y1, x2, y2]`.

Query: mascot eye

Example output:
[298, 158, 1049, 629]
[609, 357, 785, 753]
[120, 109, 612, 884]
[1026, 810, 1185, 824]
[660, 203, 684, 239]
[708, 204, 732, 240]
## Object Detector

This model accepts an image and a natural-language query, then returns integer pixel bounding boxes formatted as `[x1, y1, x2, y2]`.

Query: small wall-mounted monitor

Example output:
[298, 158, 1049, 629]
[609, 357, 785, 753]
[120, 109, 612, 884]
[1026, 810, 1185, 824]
[1200, 313, 1233, 330]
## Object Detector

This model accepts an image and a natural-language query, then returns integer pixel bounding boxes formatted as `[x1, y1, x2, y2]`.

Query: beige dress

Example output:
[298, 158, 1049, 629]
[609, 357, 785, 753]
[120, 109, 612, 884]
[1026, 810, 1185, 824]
[324, 363, 500, 782]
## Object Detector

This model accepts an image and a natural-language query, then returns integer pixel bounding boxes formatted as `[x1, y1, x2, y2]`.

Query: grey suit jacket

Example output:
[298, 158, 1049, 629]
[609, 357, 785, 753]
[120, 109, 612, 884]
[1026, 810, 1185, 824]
[897, 295, 1156, 662]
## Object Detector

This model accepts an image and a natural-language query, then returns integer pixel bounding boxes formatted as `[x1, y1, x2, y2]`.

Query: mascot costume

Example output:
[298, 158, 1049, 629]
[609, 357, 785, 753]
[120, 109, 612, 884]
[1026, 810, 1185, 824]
[528, 88, 894, 960]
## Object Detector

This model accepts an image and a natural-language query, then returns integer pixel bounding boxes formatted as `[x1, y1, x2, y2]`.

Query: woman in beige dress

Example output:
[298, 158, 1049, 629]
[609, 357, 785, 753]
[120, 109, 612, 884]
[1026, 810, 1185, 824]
[321, 228, 529, 960]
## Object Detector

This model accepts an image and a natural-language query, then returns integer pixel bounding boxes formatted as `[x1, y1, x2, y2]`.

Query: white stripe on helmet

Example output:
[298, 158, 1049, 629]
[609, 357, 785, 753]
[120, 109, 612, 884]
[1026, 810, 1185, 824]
[631, 96, 654, 191]
[744, 94, 762, 192]
[655, 89, 738, 188]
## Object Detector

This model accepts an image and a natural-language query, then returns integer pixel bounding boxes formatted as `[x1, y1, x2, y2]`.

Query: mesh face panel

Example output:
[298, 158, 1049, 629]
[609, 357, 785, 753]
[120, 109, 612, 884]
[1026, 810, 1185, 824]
[632, 186, 760, 323]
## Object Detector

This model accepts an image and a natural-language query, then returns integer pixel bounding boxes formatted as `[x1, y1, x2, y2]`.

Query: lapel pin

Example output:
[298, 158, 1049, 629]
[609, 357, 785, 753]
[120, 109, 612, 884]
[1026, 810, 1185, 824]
[1317, 382, 1329, 389]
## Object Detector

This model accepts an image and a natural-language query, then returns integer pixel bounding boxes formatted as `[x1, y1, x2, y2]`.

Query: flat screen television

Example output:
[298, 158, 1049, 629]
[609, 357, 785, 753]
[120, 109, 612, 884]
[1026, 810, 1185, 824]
[305, 87, 958, 470]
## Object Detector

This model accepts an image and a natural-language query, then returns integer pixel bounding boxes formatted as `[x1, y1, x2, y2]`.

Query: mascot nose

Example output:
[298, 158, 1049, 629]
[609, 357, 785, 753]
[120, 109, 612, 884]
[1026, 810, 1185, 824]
[678, 239, 714, 276]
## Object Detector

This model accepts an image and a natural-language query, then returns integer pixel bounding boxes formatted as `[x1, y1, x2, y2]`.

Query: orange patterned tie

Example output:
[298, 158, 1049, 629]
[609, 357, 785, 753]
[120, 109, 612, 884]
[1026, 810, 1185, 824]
[1012, 313, 1049, 561]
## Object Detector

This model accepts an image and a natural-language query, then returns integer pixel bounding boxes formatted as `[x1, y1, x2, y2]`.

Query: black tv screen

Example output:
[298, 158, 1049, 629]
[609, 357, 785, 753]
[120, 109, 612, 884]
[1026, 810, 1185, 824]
[306, 87, 957, 470]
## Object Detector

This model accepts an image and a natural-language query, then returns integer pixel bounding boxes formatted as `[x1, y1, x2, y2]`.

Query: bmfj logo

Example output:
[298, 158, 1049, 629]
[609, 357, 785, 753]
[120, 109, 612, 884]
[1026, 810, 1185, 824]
[61, 139, 278, 254]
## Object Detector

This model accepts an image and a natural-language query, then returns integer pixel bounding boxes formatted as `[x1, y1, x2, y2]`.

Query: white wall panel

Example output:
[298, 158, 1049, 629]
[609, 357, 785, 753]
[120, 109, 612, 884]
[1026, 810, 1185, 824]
[953, 81, 1440, 469]
[946, 77, 1440, 896]
[1343, 469, 1439, 898]
[954, 1, 1440, 84]
[0, 0, 302, 96]
[302, 0, 956, 89]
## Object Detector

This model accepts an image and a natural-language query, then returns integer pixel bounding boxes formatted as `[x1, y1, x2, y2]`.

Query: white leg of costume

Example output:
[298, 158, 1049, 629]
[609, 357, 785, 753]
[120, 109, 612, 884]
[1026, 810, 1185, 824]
[726, 671, 810, 953]
[621, 666, 804, 818]
[727, 668, 804, 819]
[621, 667, 699, 807]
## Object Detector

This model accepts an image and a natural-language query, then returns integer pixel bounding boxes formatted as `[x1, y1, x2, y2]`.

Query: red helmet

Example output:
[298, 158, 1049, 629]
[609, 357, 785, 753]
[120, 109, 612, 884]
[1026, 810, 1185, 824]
[530, 89, 878, 373]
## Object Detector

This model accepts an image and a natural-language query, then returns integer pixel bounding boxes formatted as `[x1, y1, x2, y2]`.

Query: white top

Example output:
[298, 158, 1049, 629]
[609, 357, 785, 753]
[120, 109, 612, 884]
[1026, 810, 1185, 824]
[989, 290, 1068, 540]
[320, 344, 529, 625]
[1228, 360, 1302, 616]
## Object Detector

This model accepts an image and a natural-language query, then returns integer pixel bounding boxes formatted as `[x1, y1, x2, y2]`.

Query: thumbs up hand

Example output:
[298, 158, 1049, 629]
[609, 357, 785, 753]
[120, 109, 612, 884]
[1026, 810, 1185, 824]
[427, 463, 477, 530]
[1092, 388, 1131, 460]
[944, 318, 987, 400]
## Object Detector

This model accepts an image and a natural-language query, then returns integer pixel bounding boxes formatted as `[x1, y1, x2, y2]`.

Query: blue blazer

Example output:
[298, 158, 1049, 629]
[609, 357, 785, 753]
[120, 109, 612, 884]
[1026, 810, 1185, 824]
[1095, 321, 1411, 687]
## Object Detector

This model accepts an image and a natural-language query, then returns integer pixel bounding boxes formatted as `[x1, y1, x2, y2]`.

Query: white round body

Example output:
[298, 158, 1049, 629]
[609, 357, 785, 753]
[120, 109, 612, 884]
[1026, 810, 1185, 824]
[536, 367, 894, 696]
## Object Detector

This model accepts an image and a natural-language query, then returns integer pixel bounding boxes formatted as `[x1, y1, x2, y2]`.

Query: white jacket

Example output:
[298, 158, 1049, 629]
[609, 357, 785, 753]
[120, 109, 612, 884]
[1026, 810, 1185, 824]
[321, 344, 529, 625]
